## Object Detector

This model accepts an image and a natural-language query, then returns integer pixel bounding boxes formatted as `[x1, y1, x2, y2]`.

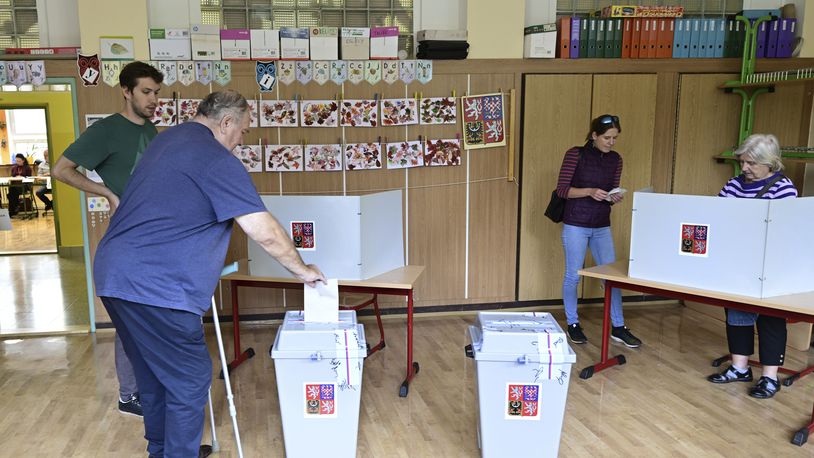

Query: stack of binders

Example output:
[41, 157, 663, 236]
[416, 29, 469, 59]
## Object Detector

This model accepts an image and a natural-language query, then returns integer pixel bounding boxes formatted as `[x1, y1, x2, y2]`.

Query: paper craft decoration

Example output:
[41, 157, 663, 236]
[101, 61, 121, 87]
[305, 383, 337, 417]
[399, 60, 415, 84]
[158, 61, 177, 86]
[347, 61, 364, 84]
[177, 61, 195, 86]
[260, 100, 298, 127]
[266, 144, 304, 172]
[25, 60, 45, 87]
[330, 60, 347, 85]
[381, 98, 418, 126]
[291, 221, 316, 251]
[416, 60, 433, 84]
[386, 141, 424, 169]
[77, 54, 100, 86]
[345, 142, 382, 170]
[232, 144, 263, 173]
[312, 61, 329, 85]
[425, 138, 462, 166]
[295, 61, 312, 85]
[256, 61, 276, 92]
[300, 100, 339, 127]
[420, 97, 457, 125]
[214, 61, 231, 86]
[340, 99, 378, 127]
[278, 61, 295, 85]
[0, 62, 8, 85]
[382, 61, 398, 84]
[365, 60, 381, 85]
[178, 98, 201, 123]
[151, 98, 177, 126]
[9, 62, 26, 87]
[680, 223, 710, 257]
[461, 93, 506, 148]
[506, 383, 541, 420]
[305, 144, 343, 171]
[246, 99, 259, 127]
[195, 61, 213, 85]
[100, 37, 134, 60]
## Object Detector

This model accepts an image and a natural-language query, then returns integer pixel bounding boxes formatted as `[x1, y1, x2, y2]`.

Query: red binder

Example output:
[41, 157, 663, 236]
[621, 18, 632, 58]
[646, 18, 658, 58]
[559, 17, 571, 59]
[657, 18, 675, 58]
[631, 18, 642, 58]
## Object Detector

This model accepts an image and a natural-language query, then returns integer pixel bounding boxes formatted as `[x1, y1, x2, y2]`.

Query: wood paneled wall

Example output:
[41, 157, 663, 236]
[38, 58, 814, 323]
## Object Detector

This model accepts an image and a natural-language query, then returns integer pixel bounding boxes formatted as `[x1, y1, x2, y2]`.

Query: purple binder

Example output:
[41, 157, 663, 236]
[777, 18, 797, 58]
[570, 17, 581, 58]
[755, 21, 767, 58]
[766, 19, 780, 58]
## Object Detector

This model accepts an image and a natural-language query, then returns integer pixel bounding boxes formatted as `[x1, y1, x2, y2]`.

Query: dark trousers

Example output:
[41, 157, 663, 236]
[36, 186, 51, 208]
[101, 296, 211, 458]
[726, 314, 787, 366]
[7, 185, 25, 214]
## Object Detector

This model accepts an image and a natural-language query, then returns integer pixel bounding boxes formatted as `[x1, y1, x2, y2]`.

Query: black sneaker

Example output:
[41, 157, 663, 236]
[118, 393, 143, 417]
[707, 365, 753, 384]
[567, 323, 587, 344]
[749, 376, 780, 399]
[199, 445, 213, 458]
[611, 326, 642, 348]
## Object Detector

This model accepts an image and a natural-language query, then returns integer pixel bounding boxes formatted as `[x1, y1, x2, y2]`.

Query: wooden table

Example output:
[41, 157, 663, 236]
[0, 177, 38, 218]
[578, 260, 814, 445]
[221, 265, 425, 397]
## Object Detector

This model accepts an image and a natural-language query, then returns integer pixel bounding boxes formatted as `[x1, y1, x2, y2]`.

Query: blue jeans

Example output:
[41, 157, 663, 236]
[562, 224, 624, 327]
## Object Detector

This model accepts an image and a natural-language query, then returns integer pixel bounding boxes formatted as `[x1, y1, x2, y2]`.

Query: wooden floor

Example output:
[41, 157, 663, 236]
[0, 209, 58, 254]
[3, 305, 814, 457]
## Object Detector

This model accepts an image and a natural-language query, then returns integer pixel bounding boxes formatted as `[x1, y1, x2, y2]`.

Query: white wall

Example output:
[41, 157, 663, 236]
[37, 0, 80, 47]
[414, 0, 466, 32]
[147, 0, 202, 29]
[524, 0, 556, 27]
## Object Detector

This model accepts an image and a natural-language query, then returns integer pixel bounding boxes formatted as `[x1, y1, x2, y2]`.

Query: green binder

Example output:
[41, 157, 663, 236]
[597, 18, 606, 58]
[587, 18, 597, 58]
[579, 18, 588, 57]
[613, 18, 623, 58]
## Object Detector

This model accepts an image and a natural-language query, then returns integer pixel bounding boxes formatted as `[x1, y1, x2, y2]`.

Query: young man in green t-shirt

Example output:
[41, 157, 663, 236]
[53, 61, 162, 418]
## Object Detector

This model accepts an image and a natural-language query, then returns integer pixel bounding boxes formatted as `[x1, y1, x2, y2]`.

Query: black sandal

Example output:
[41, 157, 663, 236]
[749, 376, 780, 399]
[707, 365, 753, 384]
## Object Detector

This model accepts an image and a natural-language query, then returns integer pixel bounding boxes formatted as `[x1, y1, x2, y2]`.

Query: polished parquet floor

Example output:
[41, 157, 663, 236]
[3, 305, 814, 457]
[0, 210, 58, 254]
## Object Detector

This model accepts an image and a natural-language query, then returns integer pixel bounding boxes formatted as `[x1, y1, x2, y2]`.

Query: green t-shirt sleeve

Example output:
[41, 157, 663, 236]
[62, 118, 111, 171]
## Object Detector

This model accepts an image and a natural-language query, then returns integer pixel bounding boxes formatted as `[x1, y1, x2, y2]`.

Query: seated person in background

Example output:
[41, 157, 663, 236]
[8, 153, 32, 217]
[707, 133, 798, 399]
[35, 149, 52, 211]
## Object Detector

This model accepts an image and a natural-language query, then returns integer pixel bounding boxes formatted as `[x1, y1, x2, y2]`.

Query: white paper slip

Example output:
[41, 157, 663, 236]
[605, 187, 627, 201]
[304, 278, 339, 322]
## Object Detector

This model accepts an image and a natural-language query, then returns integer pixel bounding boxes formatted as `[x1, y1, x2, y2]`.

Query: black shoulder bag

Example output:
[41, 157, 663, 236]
[544, 149, 582, 223]
[754, 174, 785, 198]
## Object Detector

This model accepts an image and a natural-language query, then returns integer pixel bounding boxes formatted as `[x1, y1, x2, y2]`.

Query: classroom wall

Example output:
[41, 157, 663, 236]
[147, 0, 202, 29]
[466, 0, 525, 58]
[37, 0, 81, 48]
[0, 89, 80, 248]
[77, 0, 149, 59]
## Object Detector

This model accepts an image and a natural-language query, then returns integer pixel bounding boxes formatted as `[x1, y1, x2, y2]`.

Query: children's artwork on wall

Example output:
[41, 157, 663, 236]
[246, 99, 259, 127]
[195, 61, 213, 85]
[386, 141, 424, 169]
[340, 99, 378, 127]
[101, 61, 120, 87]
[301, 100, 339, 127]
[399, 60, 415, 84]
[461, 93, 506, 149]
[278, 61, 295, 85]
[214, 61, 231, 86]
[151, 98, 177, 126]
[381, 98, 418, 126]
[260, 100, 298, 127]
[330, 60, 347, 85]
[305, 144, 343, 171]
[296, 61, 312, 85]
[312, 61, 329, 85]
[158, 61, 177, 86]
[100, 36, 134, 60]
[0, 62, 8, 85]
[365, 60, 381, 84]
[345, 142, 382, 170]
[77, 54, 100, 87]
[416, 60, 433, 84]
[177, 61, 195, 86]
[382, 61, 398, 84]
[232, 144, 263, 173]
[178, 98, 201, 123]
[347, 61, 364, 84]
[424, 138, 462, 166]
[266, 144, 304, 172]
[420, 97, 457, 125]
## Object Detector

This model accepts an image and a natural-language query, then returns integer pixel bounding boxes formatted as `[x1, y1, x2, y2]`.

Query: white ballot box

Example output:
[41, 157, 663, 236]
[466, 312, 576, 458]
[271, 310, 366, 458]
[248, 190, 404, 280]
[629, 192, 814, 298]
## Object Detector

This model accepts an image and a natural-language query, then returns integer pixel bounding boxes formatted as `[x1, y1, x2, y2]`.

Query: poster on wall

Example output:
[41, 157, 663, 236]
[278, 61, 295, 85]
[195, 61, 213, 85]
[340, 99, 378, 127]
[420, 97, 456, 125]
[424, 138, 462, 166]
[101, 61, 121, 87]
[231, 144, 263, 173]
[214, 61, 231, 86]
[260, 100, 298, 127]
[305, 144, 343, 171]
[77, 54, 101, 87]
[99, 36, 135, 60]
[266, 144, 304, 172]
[345, 142, 382, 170]
[386, 141, 424, 169]
[461, 93, 506, 149]
[381, 98, 418, 126]
[85, 114, 111, 128]
[178, 99, 201, 123]
[246, 99, 259, 127]
[150, 98, 177, 126]
[300, 100, 338, 127]
[364, 60, 381, 85]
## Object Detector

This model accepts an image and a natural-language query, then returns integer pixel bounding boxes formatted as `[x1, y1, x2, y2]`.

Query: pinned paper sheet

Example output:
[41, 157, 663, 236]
[304, 279, 339, 322]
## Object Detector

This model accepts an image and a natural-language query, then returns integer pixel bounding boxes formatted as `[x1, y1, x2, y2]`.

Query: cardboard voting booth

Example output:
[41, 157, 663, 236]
[248, 190, 404, 280]
[629, 192, 814, 298]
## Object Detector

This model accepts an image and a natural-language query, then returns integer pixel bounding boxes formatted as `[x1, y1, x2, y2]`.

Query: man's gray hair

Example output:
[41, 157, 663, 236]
[734, 133, 784, 172]
[197, 90, 249, 124]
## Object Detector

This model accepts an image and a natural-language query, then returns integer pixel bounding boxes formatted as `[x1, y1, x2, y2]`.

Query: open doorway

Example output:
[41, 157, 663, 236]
[0, 106, 57, 254]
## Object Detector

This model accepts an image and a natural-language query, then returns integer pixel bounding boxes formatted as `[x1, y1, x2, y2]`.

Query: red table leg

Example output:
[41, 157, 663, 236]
[579, 280, 626, 379]
[221, 280, 254, 378]
[792, 402, 814, 445]
[399, 290, 419, 397]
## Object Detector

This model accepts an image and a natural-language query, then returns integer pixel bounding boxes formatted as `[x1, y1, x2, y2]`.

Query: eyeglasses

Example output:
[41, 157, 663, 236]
[598, 115, 620, 125]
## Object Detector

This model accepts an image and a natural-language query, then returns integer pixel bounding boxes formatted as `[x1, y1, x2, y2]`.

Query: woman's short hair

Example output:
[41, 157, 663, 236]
[586, 114, 622, 141]
[734, 133, 784, 172]
[197, 90, 249, 124]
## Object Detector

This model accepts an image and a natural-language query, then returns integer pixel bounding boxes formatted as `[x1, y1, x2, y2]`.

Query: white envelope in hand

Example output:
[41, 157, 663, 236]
[304, 279, 339, 322]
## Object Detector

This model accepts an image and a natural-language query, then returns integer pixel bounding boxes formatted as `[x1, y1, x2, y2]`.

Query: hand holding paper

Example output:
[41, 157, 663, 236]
[304, 278, 339, 322]
[605, 187, 626, 202]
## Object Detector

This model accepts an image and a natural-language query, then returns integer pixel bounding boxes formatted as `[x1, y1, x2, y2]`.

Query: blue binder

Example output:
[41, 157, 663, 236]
[680, 18, 691, 58]
[689, 19, 701, 58]
[713, 18, 725, 58]
[672, 18, 684, 58]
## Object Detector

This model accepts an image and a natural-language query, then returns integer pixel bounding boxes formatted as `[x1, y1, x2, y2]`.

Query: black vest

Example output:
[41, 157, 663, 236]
[563, 142, 620, 228]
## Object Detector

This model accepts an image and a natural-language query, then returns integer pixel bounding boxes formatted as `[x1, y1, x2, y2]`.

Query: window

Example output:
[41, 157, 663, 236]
[0, 0, 38, 48]
[557, 0, 744, 16]
[201, 0, 414, 56]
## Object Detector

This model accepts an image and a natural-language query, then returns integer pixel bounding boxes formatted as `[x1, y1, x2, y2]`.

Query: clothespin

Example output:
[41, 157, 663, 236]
[452, 90, 456, 99]
[337, 137, 342, 146]
[301, 139, 306, 149]
[209, 82, 213, 93]
[384, 136, 388, 145]
[418, 135, 423, 143]
[455, 133, 461, 141]
[340, 88, 344, 100]
[374, 93, 379, 102]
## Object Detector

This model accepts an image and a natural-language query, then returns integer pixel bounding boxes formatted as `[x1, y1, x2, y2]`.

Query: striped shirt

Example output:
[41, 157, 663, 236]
[556, 145, 623, 198]
[718, 172, 798, 200]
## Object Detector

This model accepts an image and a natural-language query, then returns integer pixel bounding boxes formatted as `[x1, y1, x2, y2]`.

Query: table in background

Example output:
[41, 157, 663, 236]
[0, 177, 38, 218]
[578, 260, 814, 445]
[221, 265, 425, 397]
